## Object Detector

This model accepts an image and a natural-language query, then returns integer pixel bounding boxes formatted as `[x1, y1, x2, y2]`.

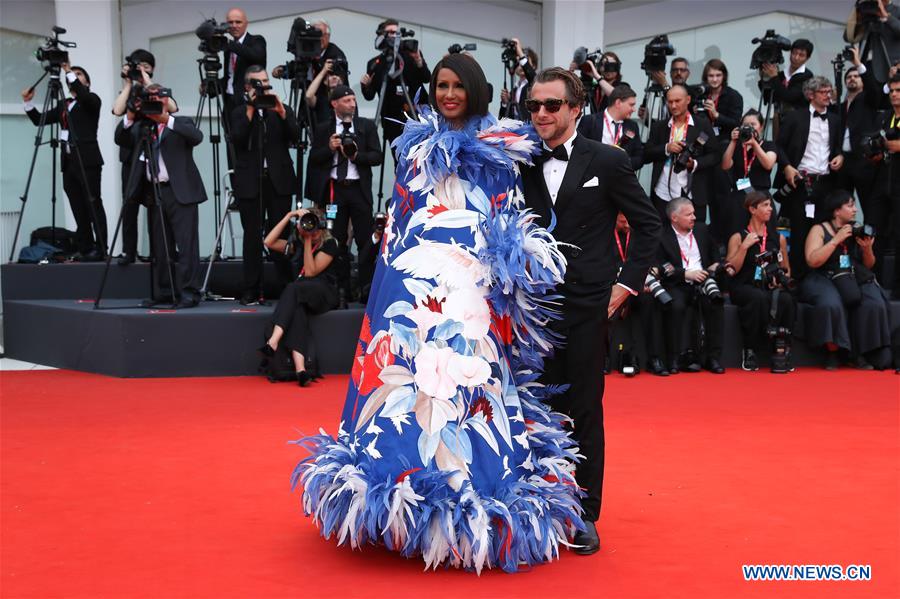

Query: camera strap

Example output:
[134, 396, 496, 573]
[741, 145, 757, 178]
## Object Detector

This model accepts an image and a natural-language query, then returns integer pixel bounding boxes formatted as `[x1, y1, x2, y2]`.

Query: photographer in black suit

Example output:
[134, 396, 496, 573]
[522, 67, 661, 555]
[759, 38, 814, 115]
[645, 84, 719, 224]
[499, 38, 537, 122]
[774, 76, 844, 279]
[116, 85, 207, 308]
[220, 8, 267, 116]
[230, 66, 300, 305]
[22, 63, 106, 260]
[578, 85, 643, 171]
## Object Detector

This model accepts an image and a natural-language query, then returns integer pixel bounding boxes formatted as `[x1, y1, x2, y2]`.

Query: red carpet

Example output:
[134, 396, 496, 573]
[1, 369, 897, 598]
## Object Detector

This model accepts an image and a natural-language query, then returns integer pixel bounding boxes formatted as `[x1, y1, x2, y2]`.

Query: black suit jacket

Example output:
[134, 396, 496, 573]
[708, 85, 743, 141]
[657, 221, 719, 283]
[499, 62, 536, 122]
[229, 104, 300, 198]
[115, 116, 208, 206]
[361, 51, 430, 138]
[522, 136, 661, 326]
[761, 68, 814, 113]
[774, 105, 842, 188]
[577, 114, 644, 171]
[220, 32, 267, 99]
[838, 69, 884, 154]
[305, 116, 382, 206]
[645, 113, 719, 206]
[27, 77, 103, 169]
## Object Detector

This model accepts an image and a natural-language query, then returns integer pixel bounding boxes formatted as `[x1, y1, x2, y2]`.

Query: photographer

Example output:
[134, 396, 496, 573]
[759, 38, 814, 114]
[655, 197, 728, 374]
[499, 38, 537, 122]
[801, 190, 893, 370]
[220, 8, 267, 116]
[884, 74, 900, 297]
[360, 19, 430, 146]
[725, 191, 796, 372]
[571, 50, 629, 115]
[229, 65, 300, 305]
[701, 59, 743, 142]
[774, 76, 844, 279]
[720, 109, 777, 236]
[846, 0, 900, 81]
[307, 86, 382, 300]
[357, 212, 387, 304]
[578, 85, 644, 171]
[305, 58, 344, 125]
[645, 84, 719, 224]
[259, 206, 339, 386]
[639, 56, 690, 122]
[22, 63, 107, 261]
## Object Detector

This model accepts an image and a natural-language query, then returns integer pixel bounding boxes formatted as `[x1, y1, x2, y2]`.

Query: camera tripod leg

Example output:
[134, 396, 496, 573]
[200, 172, 237, 300]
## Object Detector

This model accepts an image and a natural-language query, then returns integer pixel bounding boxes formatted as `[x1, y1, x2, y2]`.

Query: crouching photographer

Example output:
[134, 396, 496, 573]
[655, 198, 730, 374]
[258, 207, 340, 386]
[725, 192, 797, 372]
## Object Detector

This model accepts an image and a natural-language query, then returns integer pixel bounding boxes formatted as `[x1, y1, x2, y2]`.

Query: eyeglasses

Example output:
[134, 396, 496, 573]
[524, 98, 569, 113]
[671, 67, 689, 72]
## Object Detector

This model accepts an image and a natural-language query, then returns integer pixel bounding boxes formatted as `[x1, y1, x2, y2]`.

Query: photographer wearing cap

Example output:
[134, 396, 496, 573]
[220, 8, 267, 116]
[578, 85, 644, 171]
[22, 62, 106, 261]
[499, 38, 537, 122]
[307, 85, 382, 302]
[360, 19, 430, 146]
[230, 65, 300, 305]
[759, 38, 815, 115]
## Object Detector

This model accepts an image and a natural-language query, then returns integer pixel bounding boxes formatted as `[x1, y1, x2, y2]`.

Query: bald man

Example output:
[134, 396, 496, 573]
[220, 7, 267, 114]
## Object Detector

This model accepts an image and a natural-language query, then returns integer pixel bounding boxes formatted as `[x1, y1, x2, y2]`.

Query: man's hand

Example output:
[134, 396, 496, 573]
[410, 50, 424, 67]
[686, 157, 696, 171]
[666, 140, 686, 155]
[21, 87, 35, 102]
[761, 62, 778, 79]
[328, 134, 342, 151]
[61, 62, 71, 73]
[650, 70, 668, 87]
[685, 269, 708, 283]
[272, 65, 285, 79]
[360, 72, 372, 87]
[850, 45, 862, 68]
[500, 88, 510, 105]
[830, 155, 845, 172]
[273, 94, 287, 119]
[607, 285, 630, 319]
[784, 165, 801, 189]
[886, 139, 900, 153]
[512, 38, 523, 59]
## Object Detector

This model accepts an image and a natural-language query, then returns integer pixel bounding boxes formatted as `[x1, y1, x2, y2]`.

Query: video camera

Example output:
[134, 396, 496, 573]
[288, 17, 324, 60]
[750, 29, 791, 70]
[640, 34, 675, 73]
[501, 38, 518, 66]
[195, 18, 230, 54]
[672, 131, 709, 174]
[856, 0, 883, 27]
[34, 26, 76, 71]
[378, 27, 418, 55]
[449, 42, 477, 55]
[128, 85, 173, 117]
[249, 79, 276, 109]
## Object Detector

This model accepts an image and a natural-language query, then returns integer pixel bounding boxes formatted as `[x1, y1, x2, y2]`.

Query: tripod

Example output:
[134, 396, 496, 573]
[10, 66, 107, 262]
[639, 76, 667, 142]
[374, 45, 417, 211]
[95, 117, 177, 309]
[755, 82, 776, 141]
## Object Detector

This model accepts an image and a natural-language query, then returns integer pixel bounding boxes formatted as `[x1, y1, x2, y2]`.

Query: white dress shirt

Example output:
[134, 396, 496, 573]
[601, 109, 624, 146]
[330, 119, 361, 180]
[226, 32, 247, 95]
[784, 63, 807, 84]
[653, 114, 696, 202]
[674, 226, 703, 272]
[798, 104, 831, 176]
[542, 132, 577, 204]
[123, 114, 176, 183]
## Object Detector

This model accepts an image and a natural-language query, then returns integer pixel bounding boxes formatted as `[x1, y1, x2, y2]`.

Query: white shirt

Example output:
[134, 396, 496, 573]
[330, 119, 360, 180]
[226, 32, 247, 96]
[674, 226, 703, 272]
[123, 114, 176, 183]
[653, 114, 696, 202]
[601, 109, 624, 146]
[798, 104, 831, 176]
[784, 63, 807, 84]
[541, 131, 577, 204]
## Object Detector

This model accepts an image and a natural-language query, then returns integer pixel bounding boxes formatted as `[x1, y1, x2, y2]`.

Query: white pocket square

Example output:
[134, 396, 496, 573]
[582, 176, 599, 188]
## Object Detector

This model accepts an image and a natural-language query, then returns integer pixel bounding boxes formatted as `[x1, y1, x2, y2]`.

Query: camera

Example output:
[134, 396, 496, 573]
[195, 18, 230, 54]
[750, 29, 792, 69]
[448, 42, 477, 55]
[673, 131, 710, 174]
[338, 121, 358, 156]
[852, 222, 876, 239]
[378, 27, 418, 55]
[128, 85, 173, 117]
[34, 26, 75, 71]
[699, 264, 729, 302]
[287, 17, 323, 60]
[249, 79, 276, 109]
[300, 212, 328, 232]
[860, 128, 900, 160]
[328, 57, 349, 79]
[755, 250, 794, 289]
[767, 325, 792, 373]
[856, 0, 883, 26]
[122, 53, 147, 83]
[501, 38, 518, 65]
[739, 125, 757, 143]
[374, 212, 388, 234]
[645, 271, 673, 305]
[841, 45, 856, 62]
[686, 83, 708, 112]
[640, 34, 675, 73]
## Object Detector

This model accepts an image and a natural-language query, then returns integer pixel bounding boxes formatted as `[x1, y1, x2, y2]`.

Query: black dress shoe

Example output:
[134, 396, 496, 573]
[680, 353, 701, 373]
[573, 519, 600, 555]
[176, 295, 199, 309]
[824, 350, 840, 371]
[137, 254, 151, 263]
[140, 296, 175, 308]
[77, 249, 105, 262]
[648, 357, 669, 376]
[239, 292, 260, 306]
[297, 370, 312, 387]
[704, 358, 725, 374]
[116, 253, 135, 266]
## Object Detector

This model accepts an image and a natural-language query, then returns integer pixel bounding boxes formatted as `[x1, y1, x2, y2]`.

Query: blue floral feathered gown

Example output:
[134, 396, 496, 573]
[291, 108, 583, 573]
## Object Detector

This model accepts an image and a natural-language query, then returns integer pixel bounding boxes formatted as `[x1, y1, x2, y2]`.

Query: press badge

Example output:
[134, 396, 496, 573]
[804, 202, 815, 219]
[754, 265, 763, 281]
[839, 254, 851, 269]
[326, 204, 338, 220]
[713, 126, 720, 137]
[736, 177, 752, 191]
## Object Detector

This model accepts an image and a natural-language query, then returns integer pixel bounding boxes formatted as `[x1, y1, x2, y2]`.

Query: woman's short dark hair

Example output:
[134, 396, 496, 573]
[429, 53, 491, 118]
[128, 49, 155, 69]
[741, 108, 763, 128]
[822, 189, 853, 218]
[744, 190, 770, 211]
[703, 58, 728, 87]
[533, 67, 585, 109]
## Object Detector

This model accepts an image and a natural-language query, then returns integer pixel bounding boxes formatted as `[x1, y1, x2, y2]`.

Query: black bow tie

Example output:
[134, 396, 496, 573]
[813, 111, 828, 121]
[543, 144, 569, 162]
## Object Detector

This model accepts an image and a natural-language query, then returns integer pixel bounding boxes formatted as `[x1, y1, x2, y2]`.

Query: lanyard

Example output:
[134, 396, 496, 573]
[615, 230, 630, 262]
[678, 232, 694, 267]
[747, 227, 766, 253]
[891, 115, 899, 129]
[670, 120, 689, 144]
[741, 144, 757, 178]
[604, 113, 622, 146]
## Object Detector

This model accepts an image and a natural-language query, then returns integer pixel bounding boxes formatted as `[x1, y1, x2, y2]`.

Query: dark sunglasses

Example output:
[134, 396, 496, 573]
[525, 98, 568, 113]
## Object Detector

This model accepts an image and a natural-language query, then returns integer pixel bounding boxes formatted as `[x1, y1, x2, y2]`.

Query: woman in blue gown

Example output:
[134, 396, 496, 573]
[292, 53, 583, 573]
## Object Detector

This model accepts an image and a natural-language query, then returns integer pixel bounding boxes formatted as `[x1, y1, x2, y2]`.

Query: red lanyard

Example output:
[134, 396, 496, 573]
[678, 232, 694, 267]
[747, 227, 766, 252]
[615, 230, 630, 262]
[741, 144, 756, 178]
[604, 113, 622, 146]
[670, 119, 689, 144]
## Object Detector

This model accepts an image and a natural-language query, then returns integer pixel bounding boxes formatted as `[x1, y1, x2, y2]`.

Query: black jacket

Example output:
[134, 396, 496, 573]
[220, 32, 267, 99]
[521, 135, 661, 326]
[305, 116, 382, 206]
[774, 105, 842, 188]
[577, 114, 644, 171]
[707, 85, 743, 142]
[499, 61, 536, 122]
[645, 113, 719, 206]
[27, 76, 103, 169]
[115, 116, 207, 206]
[760, 68, 814, 113]
[837, 68, 884, 154]
[361, 51, 430, 139]
[229, 104, 300, 199]
[657, 221, 720, 284]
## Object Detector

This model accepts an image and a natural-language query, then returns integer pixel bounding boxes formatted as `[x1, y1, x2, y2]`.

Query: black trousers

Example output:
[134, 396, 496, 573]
[777, 174, 834, 279]
[543, 311, 607, 522]
[237, 173, 292, 296]
[147, 183, 201, 301]
[330, 179, 373, 296]
[271, 277, 338, 359]
[63, 163, 106, 253]
[661, 283, 724, 362]
[730, 283, 797, 351]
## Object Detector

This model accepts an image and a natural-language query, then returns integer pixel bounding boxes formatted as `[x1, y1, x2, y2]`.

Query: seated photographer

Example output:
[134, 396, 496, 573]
[260, 207, 339, 386]
[499, 38, 537, 122]
[725, 191, 796, 372]
[720, 109, 777, 237]
[645, 84, 719, 224]
[801, 190, 893, 370]
[758, 38, 814, 115]
[305, 58, 344, 125]
[229, 65, 300, 305]
[578, 85, 644, 171]
[656, 198, 729, 374]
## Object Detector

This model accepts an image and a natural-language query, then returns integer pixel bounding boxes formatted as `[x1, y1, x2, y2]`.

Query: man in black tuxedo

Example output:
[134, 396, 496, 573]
[22, 64, 107, 260]
[220, 8, 267, 117]
[656, 198, 727, 374]
[645, 85, 719, 224]
[759, 38, 815, 115]
[775, 76, 844, 278]
[307, 86, 382, 301]
[522, 67, 661, 555]
[499, 38, 537, 122]
[116, 85, 208, 308]
[578, 84, 643, 171]
[230, 66, 300, 305]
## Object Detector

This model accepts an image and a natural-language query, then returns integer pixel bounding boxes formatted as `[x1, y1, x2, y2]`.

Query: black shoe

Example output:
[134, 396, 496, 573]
[140, 296, 174, 308]
[176, 295, 199, 309]
[741, 349, 759, 371]
[239, 292, 260, 306]
[116, 253, 135, 266]
[824, 350, 840, 371]
[572, 519, 600, 555]
[257, 343, 275, 358]
[667, 359, 680, 375]
[852, 355, 874, 371]
[704, 358, 725, 374]
[137, 254, 151, 263]
[77, 248, 104, 262]
[297, 370, 312, 387]
[648, 357, 669, 376]
[680, 353, 701, 373]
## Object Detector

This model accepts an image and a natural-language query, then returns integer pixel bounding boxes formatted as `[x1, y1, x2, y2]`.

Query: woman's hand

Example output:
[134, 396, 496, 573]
[730, 127, 740, 141]
[855, 234, 875, 252]
[741, 232, 760, 249]
[833, 224, 854, 245]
